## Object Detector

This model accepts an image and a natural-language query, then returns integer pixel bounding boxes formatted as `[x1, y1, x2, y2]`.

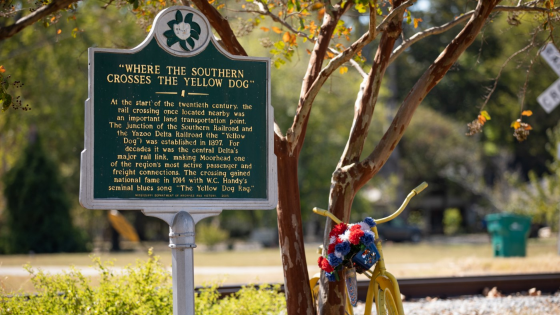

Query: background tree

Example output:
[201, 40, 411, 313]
[1, 133, 87, 254]
[1, 0, 560, 314]
[497, 122, 560, 253]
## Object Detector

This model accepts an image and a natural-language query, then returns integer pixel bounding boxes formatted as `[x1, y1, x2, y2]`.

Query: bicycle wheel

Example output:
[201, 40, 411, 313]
[376, 287, 398, 315]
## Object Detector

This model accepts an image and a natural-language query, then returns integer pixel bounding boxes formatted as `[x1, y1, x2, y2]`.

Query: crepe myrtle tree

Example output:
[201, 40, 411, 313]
[1, 0, 560, 314]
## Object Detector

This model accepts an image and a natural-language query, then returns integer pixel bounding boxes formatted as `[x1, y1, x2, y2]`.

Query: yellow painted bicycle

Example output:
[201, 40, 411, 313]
[310, 182, 428, 315]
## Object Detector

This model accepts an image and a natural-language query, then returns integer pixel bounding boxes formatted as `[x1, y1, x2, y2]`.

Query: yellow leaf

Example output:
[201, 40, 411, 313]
[311, 2, 324, 10]
[282, 32, 291, 42]
[511, 121, 521, 129]
[50, 16, 56, 22]
[413, 18, 423, 28]
[0, 65, 5, 73]
[521, 110, 533, 117]
[260, 27, 270, 32]
[216, 4, 225, 9]
[478, 115, 486, 124]
[289, 33, 297, 45]
[318, 8, 325, 20]
[326, 51, 334, 59]
[272, 26, 282, 34]
[524, 124, 533, 130]
[339, 66, 348, 74]
[57, 29, 62, 34]
[480, 110, 491, 120]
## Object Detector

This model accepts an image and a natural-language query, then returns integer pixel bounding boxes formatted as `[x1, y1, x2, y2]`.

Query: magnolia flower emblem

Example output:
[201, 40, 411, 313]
[164, 11, 201, 51]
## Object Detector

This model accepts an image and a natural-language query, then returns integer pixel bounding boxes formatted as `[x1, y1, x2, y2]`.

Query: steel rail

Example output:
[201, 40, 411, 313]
[4, 272, 558, 301]
[197, 273, 560, 301]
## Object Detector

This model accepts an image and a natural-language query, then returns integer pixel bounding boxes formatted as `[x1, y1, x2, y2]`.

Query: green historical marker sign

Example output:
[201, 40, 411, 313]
[80, 6, 276, 212]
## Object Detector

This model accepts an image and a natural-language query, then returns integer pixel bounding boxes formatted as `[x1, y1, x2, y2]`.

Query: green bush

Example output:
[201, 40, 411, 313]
[1, 250, 286, 314]
[443, 208, 463, 235]
[196, 223, 229, 250]
[196, 284, 286, 315]
[1, 135, 87, 254]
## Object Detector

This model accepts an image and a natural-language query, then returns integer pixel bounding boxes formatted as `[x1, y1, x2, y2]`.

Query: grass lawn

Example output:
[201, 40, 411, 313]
[1, 237, 559, 293]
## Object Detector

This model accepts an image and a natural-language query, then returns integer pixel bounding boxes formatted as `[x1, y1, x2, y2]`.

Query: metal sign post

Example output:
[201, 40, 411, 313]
[79, 6, 277, 315]
[170, 211, 196, 315]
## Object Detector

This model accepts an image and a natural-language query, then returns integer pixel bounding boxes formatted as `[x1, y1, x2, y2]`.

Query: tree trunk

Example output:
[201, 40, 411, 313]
[318, 1, 503, 313]
[275, 139, 315, 315]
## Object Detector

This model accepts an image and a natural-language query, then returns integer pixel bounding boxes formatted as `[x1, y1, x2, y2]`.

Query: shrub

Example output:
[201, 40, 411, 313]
[196, 223, 229, 250]
[443, 208, 463, 235]
[1, 250, 286, 314]
[196, 284, 286, 315]
[1, 135, 87, 254]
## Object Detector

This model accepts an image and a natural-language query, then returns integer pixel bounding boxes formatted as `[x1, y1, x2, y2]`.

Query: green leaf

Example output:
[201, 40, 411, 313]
[190, 30, 199, 40]
[185, 13, 193, 23]
[167, 37, 180, 47]
[273, 41, 285, 50]
[163, 30, 176, 39]
[186, 38, 195, 49]
[356, 4, 367, 13]
[190, 21, 201, 35]
[175, 10, 183, 23]
[180, 40, 190, 51]
[2, 94, 12, 111]
[167, 20, 178, 29]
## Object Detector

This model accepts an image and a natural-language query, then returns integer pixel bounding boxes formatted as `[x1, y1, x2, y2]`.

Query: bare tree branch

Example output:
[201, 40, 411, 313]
[186, 0, 288, 144]
[253, 0, 310, 40]
[247, 0, 414, 82]
[481, 29, 540, 111]
[188, 0, 247, 56]
[285, 0, 417, 154]
[376, 0, 417, 32]
[355, 0, 503, 190]
[390, 5, 560, 64]
[519, 48, 541, 117]
[277, 1, 354, 156]
[338, 0, 409, 168]
[349, 59, 368, 78]
[0, 0, 79, 41]
[102, 0, 115, 9]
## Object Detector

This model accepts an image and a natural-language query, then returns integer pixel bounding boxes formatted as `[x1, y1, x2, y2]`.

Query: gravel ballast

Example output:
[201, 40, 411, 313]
[353, 292, 560, 315]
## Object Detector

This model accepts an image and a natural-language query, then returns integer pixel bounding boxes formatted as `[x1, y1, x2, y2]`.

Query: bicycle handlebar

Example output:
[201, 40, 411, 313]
[375, 181, 428, 224]
[313, 182, 428, 224]
[312, 207, 343, 225]
[412, 182, 428, 195]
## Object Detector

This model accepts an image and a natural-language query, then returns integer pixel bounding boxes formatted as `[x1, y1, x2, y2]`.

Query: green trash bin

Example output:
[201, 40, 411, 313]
[485, 213, 532, 257]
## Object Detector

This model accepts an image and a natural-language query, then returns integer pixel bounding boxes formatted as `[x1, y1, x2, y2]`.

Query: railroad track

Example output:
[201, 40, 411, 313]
[197, 273, 560, 301]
